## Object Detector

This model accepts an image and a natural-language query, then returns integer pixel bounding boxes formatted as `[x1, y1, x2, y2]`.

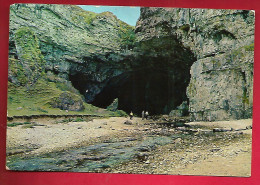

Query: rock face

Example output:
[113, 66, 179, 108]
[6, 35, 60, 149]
[187, 46, 254, 121]
[8, 4, 255, 120]
[9, 4, 135, 100]
[135, 8, 254, 121]
[136, 8, 254, 59]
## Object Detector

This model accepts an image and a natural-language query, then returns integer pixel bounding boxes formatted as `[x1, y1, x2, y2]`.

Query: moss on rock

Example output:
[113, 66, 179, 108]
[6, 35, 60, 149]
[12, 27, 46, 87]
[50, 91, 85, 111]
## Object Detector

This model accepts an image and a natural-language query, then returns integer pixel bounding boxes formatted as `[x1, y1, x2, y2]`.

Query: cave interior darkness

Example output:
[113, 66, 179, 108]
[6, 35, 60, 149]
[69, 60, 193, 116]
[91, 68, 187, 115]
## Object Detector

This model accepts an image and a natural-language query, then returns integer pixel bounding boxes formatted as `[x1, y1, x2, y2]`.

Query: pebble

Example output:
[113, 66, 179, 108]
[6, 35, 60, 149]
[173, 138, 183, 144]
[210, 148, 221, 152]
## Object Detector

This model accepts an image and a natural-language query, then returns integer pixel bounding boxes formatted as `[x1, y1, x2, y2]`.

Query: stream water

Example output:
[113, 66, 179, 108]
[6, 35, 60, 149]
[7, 133, 186, 172]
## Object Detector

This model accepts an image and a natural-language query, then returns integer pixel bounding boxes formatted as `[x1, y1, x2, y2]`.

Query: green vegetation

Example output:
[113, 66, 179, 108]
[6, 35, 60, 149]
[46, 73, 79, 94]
[74, 117, 84, 122]
[73, 9, 118, 25]
[7, 79, 112, 117]
[74, 10, 98, 24]
[243, 95, 250, 105]
[109, 110, 128, 117]
[244, 43, 254, 51]
[71, 6, 110, 25]
[117, 21, 136, 49]
[8, 78, 127, 117]
[7, 122, 31, 127]
[236, 93, 249, 107]
[107, 98, 118, 111]
[7, 121, 45, 129]
[15, 27, 44, 63]
[8, 58, 27, 85]
[12, 27, 46, 87]
[54, 117, 94, 124]
[50, 91, 85, 111]
[242, 89, 250, 105]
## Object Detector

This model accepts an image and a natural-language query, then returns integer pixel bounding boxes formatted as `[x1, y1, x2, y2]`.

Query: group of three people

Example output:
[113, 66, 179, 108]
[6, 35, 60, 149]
[130, 110, 149, 120]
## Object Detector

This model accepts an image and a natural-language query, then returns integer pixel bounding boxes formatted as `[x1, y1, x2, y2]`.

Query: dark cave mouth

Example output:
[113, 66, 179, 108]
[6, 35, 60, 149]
[70, 67, 191, 115]
[69, 36, 197, 115]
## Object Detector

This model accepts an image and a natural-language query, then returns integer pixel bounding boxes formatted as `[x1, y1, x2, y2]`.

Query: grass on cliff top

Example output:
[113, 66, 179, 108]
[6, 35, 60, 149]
[7, 79, 119, 117]
[72, 7, 118, 25]
[72, 7, 136, 49]
[73, 6, 119, 25]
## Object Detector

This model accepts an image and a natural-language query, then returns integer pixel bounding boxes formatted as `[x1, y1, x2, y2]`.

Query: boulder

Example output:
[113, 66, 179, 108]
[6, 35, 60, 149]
[50, 92, 85, 111]
[134, 152, 149, 161]
[124, 120, 133, 125]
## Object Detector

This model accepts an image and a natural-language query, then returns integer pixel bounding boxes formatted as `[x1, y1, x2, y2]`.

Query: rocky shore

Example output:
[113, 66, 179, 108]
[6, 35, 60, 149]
[6, 117, 252, 176]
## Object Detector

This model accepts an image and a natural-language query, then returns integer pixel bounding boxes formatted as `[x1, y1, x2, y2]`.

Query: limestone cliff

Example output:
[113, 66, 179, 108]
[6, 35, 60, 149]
[135, 8, 254, 121]
[8, 4, 255, 120]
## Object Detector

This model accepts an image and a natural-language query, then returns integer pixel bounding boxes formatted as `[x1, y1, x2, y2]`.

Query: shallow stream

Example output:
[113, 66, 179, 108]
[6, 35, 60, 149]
[7, 133, 185, 172]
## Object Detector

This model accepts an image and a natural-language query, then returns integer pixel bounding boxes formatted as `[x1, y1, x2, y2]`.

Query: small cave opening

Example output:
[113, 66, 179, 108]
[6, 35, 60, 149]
[90, 66, 190, 115]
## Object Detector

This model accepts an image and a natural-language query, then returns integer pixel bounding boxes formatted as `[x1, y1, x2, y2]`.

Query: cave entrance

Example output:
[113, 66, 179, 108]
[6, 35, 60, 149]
[69, 36, 196, 116]
[91, 67, 189, 115]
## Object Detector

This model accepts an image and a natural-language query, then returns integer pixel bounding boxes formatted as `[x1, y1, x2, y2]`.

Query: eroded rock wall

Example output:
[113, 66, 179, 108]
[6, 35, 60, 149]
[9, 4, 255, 119]
[187, 46, 254, 121]
[135, 8, 255, 120]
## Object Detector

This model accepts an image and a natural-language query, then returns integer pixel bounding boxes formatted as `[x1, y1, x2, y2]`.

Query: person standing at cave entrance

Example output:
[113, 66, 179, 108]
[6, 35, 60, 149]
[142, 110, 145, 120]
[145, 111, 149, 120]
[130, 111, 134, 120]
